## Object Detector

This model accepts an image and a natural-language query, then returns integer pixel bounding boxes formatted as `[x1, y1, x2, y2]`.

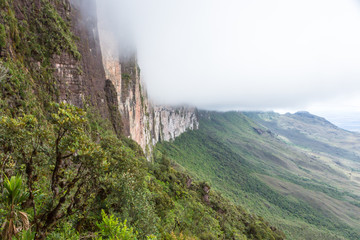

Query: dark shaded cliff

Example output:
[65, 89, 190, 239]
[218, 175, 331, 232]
[3, 0, 122, 131]
[0, 0, 106, 108]
[54, 0, 110, 117]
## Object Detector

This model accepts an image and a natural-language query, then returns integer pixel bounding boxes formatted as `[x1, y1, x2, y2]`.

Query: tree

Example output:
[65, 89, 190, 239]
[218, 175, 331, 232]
[0, 102, 107, 239]
[34, 103, 106, 239]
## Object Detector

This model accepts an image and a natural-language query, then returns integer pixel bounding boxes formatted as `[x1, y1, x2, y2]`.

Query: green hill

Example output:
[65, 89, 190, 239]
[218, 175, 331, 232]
[158, 111, 360, 240]
[0, 1, 284, 239]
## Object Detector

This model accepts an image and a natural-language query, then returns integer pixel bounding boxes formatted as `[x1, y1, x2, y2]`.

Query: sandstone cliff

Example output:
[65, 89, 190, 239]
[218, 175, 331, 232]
[98, 29, 199, 157]
[153, 106, 199, 142]
[54, 0, 111, 118]
[38, 0, 198, 158]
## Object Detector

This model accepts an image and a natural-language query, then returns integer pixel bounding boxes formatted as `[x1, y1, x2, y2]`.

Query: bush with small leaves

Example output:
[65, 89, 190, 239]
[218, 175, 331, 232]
[96, 210, 138, 240]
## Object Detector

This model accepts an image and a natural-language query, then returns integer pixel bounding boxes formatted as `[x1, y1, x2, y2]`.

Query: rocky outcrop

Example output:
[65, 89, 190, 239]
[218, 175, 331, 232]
[4, 0, 197, 158]
[104, 79, 123, 136]
[99, 30, 199, 158]
[153, 106, 199, 142]
[48, 0, 199, 158]
[54, 0, 112, 119]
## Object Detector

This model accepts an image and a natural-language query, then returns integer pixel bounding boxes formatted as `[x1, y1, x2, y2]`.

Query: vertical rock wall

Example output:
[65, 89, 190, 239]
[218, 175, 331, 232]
[153, 106, 199, 142]
[53, 0, 198, 158]
[51, 0, 125, 135]
[99, 30, 199, 158]
[54, 0, 111, 119]
[9, 0, 197, 158]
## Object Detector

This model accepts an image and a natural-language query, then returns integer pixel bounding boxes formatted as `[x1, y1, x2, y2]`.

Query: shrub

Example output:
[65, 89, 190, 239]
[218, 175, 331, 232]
[96, 210, 138, 240]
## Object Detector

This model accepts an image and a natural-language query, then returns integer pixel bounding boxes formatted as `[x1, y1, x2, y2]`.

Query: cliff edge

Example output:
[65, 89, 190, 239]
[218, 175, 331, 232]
[95, 4, 198, 157]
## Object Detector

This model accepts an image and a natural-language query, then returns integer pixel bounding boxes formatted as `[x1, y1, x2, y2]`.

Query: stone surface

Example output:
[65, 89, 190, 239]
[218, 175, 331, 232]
[31, 0, 199, 158]
[99, 30, 199, 158]
[56, 0, 111, 119]
[153, 106, 199, 142]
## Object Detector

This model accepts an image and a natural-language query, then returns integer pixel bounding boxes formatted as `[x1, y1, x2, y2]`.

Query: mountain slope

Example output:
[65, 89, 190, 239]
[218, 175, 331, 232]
[245, 111, 360, 193]
[158, 111, 360, 240]
[0, 1, 285, 239]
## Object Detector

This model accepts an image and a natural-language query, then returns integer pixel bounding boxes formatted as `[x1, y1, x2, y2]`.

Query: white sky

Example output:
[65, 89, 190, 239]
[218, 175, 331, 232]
[96, 0, 360, 130]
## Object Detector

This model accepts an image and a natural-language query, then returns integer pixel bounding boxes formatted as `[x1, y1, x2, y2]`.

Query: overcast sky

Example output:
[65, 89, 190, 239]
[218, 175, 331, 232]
[96, 0, 360, 130]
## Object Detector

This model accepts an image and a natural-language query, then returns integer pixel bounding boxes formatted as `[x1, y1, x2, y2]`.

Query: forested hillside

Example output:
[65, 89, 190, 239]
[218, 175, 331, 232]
[0, 0, 284, 239]
[158, 111, 360, 240]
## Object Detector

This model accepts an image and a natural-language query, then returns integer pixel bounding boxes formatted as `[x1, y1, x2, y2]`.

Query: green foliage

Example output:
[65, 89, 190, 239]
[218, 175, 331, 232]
[14, 230, 35, 240]
[0, 0, 80, 60]
[122, 74, 132, 90]
[122, 74, 131, 81]
[0, 24, 6, 48]
[0, 102, 109, 238]
[35, 0, 81, 60]
[46, 221, 79, 240]
[0, 0, 82, 109]
[2, 175, 28, 207]
[96, 210, 138, 240]
[0, 104, 285, 239]
[96, 134, 159, 239]
[1, 175, 30, 240]
[0, 2, 286, 240]
[158, 111, 360, 240]
[148, 152, 284, 240]
[0, 60, 37, 115]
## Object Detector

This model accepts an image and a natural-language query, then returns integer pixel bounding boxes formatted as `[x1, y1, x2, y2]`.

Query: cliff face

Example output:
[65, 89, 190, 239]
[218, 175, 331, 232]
[3, 0, 120, 127]
[153, 106, 199, 142]
[54, 0, 111, 118]
[99, 30, 199, 157]
[27, 0, 198, 157]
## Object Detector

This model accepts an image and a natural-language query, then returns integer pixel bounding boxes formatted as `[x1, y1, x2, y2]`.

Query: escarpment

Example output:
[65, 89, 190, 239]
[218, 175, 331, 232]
[7, 0, 198, 157]
[54, 0, 111, 119]
[64, 0, 200, 157]
[0, 0, 117, 122]
[98, 24, 198, 157]
[153, 106, 199, 142]
[0, 1, 287, 239]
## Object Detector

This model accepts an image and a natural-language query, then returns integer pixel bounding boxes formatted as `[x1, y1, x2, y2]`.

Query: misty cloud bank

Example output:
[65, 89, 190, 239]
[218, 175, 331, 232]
[96, 0, 360, 111]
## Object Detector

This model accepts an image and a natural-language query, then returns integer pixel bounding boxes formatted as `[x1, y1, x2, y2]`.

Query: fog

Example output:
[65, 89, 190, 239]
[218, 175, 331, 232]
[96, 0, 360, 116]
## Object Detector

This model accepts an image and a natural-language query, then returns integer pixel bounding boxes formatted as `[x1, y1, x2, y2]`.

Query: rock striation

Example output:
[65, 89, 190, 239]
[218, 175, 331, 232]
[54, 0, 111, 119]
[153, 106, 199, 142]
[7, 0, 199, 158]
[98, 26, 199, 158]
[45, 0, 199, 158]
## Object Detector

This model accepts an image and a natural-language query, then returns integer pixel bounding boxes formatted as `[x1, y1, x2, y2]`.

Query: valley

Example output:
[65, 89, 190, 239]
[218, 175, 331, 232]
[158, 111, 360, 239]
[1, 0, 359, 239]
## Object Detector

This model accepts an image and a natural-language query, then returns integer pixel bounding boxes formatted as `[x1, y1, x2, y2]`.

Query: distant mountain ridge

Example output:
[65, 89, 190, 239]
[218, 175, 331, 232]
[158, 110, 360, 239]
[291, 111, 338, 127]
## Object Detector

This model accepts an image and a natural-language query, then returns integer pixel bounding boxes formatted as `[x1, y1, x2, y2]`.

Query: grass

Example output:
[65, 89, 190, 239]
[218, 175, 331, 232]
[157, 111, 360, 240]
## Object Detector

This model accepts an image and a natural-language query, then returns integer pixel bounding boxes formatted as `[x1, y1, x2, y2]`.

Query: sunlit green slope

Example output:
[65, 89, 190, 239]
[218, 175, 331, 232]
[157, 111, 360, 240]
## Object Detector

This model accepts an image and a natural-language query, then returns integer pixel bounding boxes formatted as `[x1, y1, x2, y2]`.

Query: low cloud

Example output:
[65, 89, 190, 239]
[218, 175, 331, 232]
[96, 0, 360, 111]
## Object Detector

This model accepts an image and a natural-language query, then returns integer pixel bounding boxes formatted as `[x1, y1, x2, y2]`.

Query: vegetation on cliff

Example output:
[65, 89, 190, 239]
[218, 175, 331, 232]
[0, 0, 285, 239]
[0, 101, 285, 239]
